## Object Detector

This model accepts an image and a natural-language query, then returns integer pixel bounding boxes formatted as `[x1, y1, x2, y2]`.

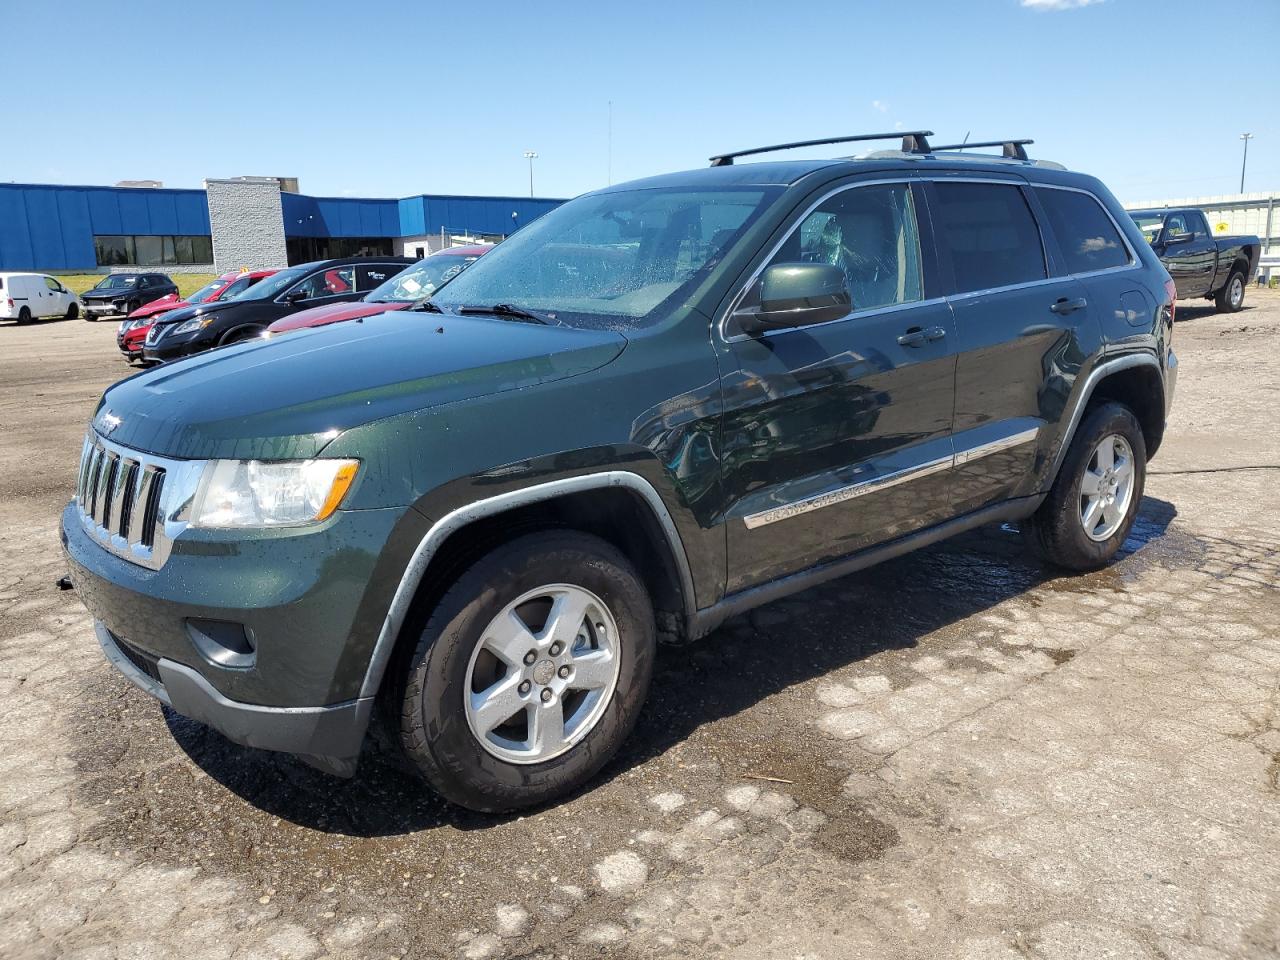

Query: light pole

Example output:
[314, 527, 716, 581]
[1239, 133, 1253, 194]
[523, 151, 538, 197]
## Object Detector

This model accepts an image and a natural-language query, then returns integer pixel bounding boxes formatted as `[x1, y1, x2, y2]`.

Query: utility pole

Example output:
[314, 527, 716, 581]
[523, 151, 538, 198]
[1239, 133, 1253, 194]
[608, 101, 613, 185]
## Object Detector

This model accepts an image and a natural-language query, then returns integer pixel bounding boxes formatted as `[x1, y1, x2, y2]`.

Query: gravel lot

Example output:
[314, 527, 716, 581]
[2, 293, 1279, 960]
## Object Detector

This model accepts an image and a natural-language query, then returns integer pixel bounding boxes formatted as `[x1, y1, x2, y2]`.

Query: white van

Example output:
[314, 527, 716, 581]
[0, 273, 81, 324]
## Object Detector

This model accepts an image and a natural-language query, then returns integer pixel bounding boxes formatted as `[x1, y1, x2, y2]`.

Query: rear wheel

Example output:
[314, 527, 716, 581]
[16, 307, 32, 325]
[1022, 402, 1146, 571]
[1214, 269, 1246, 313]
[397, 531, 656, 812]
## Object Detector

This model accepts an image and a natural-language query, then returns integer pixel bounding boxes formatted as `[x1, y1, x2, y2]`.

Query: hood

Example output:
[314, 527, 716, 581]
[130, 295, 188, 319]
[268, 300, 410, 334]
[93, 311, 627, 460]
[83, 285, 136, 301]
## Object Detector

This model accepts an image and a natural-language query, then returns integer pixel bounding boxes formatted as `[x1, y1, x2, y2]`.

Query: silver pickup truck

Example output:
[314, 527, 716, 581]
[1128, 207, 1260, 313]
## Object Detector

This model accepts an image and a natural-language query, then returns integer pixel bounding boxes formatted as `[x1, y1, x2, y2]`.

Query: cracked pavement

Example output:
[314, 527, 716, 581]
[1, 292, 1278, 959]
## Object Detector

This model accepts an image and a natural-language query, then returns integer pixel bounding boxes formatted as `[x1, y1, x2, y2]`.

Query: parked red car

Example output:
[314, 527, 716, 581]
[266, 245, 491, 335]
[117, 269, 278, 363]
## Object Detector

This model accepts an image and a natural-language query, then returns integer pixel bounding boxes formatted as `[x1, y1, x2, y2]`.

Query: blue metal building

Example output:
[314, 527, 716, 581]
[0, 181, 563, 272]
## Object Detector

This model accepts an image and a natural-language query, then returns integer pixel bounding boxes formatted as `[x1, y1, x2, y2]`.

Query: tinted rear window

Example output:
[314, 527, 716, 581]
[931, 182, 1046, 294]
[1035, 188, 1131, 274]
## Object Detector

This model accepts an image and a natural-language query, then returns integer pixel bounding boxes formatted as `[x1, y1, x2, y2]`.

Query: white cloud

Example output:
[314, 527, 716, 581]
[894, 121, 904, 131]
[871, 100, 888, 113]
[1021, 0, 1103, 9]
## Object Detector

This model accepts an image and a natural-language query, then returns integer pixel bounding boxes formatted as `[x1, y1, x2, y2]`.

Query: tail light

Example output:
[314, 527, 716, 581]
[5, 298, 12, 310]
[1164, 277, 1177, 328]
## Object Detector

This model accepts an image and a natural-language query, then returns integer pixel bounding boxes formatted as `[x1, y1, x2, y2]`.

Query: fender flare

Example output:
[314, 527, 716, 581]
[357, 471, 697, 699]
[1046, 352, 1164, 484]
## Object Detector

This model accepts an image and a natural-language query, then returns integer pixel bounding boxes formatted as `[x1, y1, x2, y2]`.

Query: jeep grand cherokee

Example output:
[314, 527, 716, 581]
[62, 132, 1177, 812]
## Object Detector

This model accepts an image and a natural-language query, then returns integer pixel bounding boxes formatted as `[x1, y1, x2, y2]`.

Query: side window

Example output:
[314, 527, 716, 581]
[136, 276, 151, 289]
[220, 276, 253, 299]
[1187, 211, 1210, 239]
[1034, 188, 1132, 274]
[931, 182, 1046, 294]
[1164, 213, 1190, 239]
[44, 276, 61, 292]
[288, 266, 355, 300]
[762, 183, 923, 314]
[356, 265, 394, 290]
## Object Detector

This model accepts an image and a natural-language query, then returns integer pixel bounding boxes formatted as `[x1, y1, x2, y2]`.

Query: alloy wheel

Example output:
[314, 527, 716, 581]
[464, 583, 621, 764]
[1079, 433, 1135, 541]
[1230, 275, 1244, 309]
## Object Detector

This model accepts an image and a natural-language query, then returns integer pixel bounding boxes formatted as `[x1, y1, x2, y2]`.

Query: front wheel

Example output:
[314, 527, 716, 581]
[1023, 402, 1147, 571]
[1214, 270, 1246, 313]
[397, 531, 656, 812]
[66, 303, 79, 320]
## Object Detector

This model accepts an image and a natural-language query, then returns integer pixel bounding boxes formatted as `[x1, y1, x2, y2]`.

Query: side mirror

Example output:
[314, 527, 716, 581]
[284, 288, 309, 305]
[734, 263, 851, 336]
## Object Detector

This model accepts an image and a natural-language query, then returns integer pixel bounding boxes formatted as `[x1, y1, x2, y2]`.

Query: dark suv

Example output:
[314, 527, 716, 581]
[81, 272, 178, 320]
[62, 132, 1177, 812]
[142, 256, 414, 361]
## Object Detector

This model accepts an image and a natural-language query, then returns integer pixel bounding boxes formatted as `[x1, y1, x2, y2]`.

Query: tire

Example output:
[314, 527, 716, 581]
[1022, 401, 1146, 571]
[1214, 269, 1246, 313]
[397, 530, 656, 812]
[16, 307, 31, 325]
[66, 303, 79, 320]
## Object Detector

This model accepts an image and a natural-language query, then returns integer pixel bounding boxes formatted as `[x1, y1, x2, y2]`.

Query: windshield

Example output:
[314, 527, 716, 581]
[430, 187, 778, 329]
[1129, 213, 1166, 243]
[368, 254, 480, 303]
[93, 275, 138, 290]
[186, 279, 229, 303]
[228, 265, 309, 301]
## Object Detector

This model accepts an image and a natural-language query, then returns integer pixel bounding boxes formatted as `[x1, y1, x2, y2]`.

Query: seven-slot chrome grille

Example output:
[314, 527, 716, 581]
[75, 433, 184, 570]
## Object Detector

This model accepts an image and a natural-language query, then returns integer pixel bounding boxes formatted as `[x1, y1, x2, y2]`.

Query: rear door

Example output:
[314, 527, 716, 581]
[926, 177, 1094, 514]
[719, 179, 958, 593]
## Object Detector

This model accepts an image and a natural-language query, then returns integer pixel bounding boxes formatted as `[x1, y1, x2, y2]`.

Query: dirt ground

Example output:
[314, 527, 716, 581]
[2, 292, 1278, 960]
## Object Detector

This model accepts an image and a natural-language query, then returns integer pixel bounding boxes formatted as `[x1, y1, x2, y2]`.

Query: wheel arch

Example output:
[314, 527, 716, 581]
[218, 323, 266, 345]
[1048, 354, 1166, 485]
[358, 472, 697, 701]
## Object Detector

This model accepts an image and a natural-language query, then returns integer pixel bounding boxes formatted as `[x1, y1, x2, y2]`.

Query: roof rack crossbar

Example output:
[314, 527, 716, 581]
[920, 139, 1034, 161]
[709, 130, 933, 167]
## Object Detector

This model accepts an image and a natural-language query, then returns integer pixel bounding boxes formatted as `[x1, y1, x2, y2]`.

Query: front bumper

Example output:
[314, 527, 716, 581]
[84, 301, 121, 317]
[95, 621, 372, 776]
[61, 500, 410, 775]
[143, 330, 212, 362]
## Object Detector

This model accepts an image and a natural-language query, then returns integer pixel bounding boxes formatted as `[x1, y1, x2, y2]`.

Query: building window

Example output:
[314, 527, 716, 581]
[286, 237, 394, 265]
[93, 235, 214, 266]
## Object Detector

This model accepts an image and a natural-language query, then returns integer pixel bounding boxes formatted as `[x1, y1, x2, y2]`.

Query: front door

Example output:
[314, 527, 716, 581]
[718, 180, 957, 594]
[1158, 212, 1215, 298]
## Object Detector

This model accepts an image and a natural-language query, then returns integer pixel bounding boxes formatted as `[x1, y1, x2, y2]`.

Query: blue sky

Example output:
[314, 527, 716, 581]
[7, 0, 1277, 203]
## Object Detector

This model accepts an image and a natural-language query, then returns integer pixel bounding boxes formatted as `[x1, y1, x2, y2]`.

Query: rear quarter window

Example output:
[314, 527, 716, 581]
[930, 182, 1046, 294]
[1036, 188, 1132, 274]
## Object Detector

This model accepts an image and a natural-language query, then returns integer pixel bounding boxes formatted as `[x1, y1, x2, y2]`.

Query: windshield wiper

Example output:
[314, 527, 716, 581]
[457, 303, 550, 324]
[411, 299, 445, 313]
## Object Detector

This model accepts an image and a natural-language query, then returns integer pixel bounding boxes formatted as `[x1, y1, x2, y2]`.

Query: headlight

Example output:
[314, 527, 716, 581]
[173, 315, 213, 335]
[190, 459, 360, 528]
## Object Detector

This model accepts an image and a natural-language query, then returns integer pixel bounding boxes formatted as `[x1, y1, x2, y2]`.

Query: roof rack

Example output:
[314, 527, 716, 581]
[709, 131, 934, 167]
[918, 139, 1034, 161]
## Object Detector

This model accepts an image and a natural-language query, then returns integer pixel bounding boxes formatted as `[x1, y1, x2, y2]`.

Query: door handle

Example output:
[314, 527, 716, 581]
[1050, 297, 1087, 315]
[897, 325, 946, 347]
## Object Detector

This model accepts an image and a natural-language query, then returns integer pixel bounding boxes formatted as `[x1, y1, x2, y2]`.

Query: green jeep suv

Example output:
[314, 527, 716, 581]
[62, 133, 1178, 812]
